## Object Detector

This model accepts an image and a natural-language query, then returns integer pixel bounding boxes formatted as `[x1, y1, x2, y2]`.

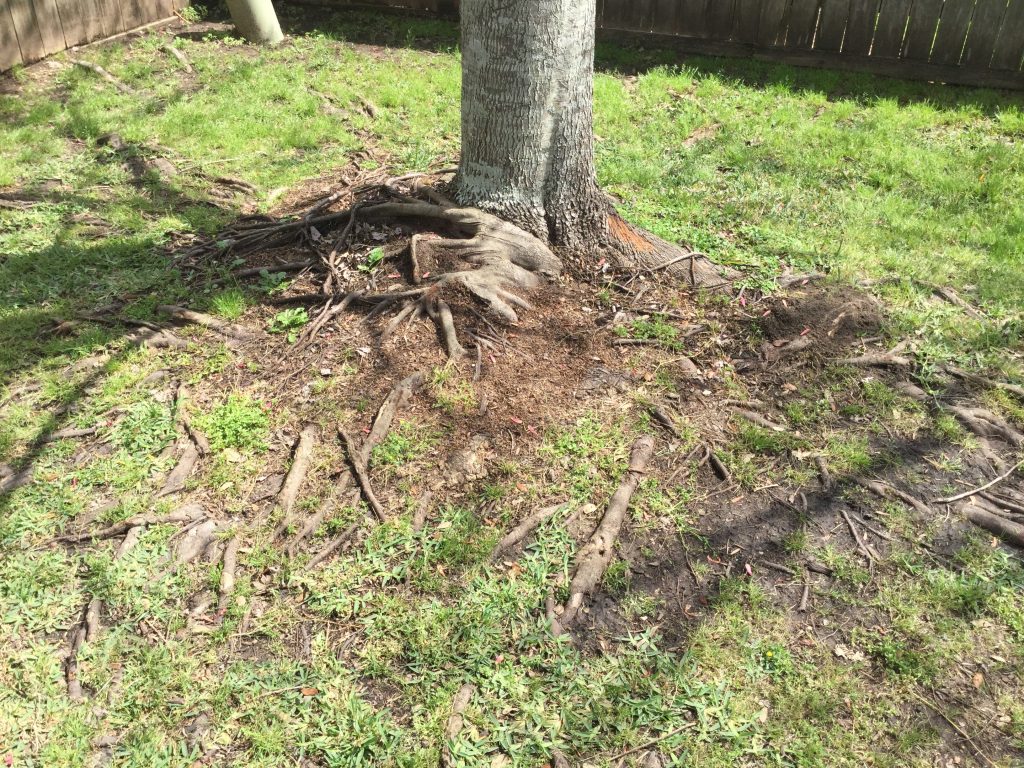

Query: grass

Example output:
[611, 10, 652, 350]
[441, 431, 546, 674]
[1, 6, 1023, 767]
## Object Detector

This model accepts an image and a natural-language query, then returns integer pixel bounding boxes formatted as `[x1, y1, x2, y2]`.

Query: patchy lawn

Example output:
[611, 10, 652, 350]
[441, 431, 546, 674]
[1, 7, 1024, 768]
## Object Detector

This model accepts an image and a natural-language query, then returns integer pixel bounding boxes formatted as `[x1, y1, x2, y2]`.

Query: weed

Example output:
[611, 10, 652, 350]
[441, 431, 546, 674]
[112, 400, 175, 455]
[614, 315, 681, 349]
[268, 308, 309, 342]
[358, 246, 386, 273]
[209, 288, 247, 320]
[196, 394, 270, 452]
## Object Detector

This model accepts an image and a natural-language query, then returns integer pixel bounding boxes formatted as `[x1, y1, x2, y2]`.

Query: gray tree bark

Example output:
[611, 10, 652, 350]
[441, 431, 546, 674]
[456, 0, 730, 287]
[457, 0, 605, 250]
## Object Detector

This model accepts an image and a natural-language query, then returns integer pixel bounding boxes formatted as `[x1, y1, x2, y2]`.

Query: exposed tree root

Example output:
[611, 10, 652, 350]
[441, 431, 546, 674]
[42, 426, 97, 443]
[65, 525, 142, 700]
[842, 509, 880, 563]
[489, 504, 564, 563]
[412, 491, 432, 533]
[60, 504, 206, 543]
[160, 43, 192, 73]
[215, 536, 241, 624]
[946, 405, 1024, 447]
[339, 427, 386, 521]
[934, 459, 1024, 504]
[0, 467, 33, 495]
[156, 440, 200, 497]
[175, 385, 211, 456]
[838, 352, 912, 368]
[157, 305, 256, 345]
[441, 683, 475, 768]
[554, 436, 655, 630]
[964, 506, 1024, 548]
[69, 59, 133, 93]
[604, 211, 734, 290]
[852, 477, 932, 517]
[732, 408, 786, 432]
[272, 425, 319, 534]
[305, 518, 361, 570]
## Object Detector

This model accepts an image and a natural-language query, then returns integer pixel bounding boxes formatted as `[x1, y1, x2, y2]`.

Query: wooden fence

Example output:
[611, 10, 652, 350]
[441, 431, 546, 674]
[1, 0, 189, 71]
[295, 0, 1024, 89]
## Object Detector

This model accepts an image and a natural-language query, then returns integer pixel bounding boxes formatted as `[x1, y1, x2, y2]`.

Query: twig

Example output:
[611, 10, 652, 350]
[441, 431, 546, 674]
[842, 509, 878, 563]
[798, 580, 811, 612]
[908, 690, 998, 768]
[934, 459, 1024, 504]
[607, 722, 697, 762]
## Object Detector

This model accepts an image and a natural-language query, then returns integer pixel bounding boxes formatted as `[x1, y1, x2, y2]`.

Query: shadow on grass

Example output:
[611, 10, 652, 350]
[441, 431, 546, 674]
[258, 3, 1024, 114]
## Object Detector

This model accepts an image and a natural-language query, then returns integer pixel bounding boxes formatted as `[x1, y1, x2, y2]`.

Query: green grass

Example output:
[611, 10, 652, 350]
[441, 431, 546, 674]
[1, 7, 1024, 767]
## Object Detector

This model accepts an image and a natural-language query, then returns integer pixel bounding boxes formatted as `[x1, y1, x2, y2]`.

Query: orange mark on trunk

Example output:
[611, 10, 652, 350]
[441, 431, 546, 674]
[607, 213, 655, 253]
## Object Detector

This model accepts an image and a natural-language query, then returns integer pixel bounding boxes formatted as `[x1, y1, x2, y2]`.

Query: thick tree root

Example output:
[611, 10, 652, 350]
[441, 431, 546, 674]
[272, 425, 319, 534]
[852, 477, 932, 517]
[215, 536, 241, 624]
[157, 305, 256, 345]
[59, 504, 206, 543]
[964, 506, 1024, 548]
[0, 467, 33, 495]
[554, 436, 655, 631]
[361, 202, 562, 324]
[42, 427, 97, 443]
[838, 352, 912, 368]
[489, 504, 564, 563]
[441, 683, 475, 768]
[156, 439, 200, 497]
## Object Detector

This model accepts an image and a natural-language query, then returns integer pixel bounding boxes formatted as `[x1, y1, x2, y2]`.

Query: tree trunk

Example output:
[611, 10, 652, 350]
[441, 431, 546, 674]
[225, 0, 284, 44]
[456, 0, 730, 287]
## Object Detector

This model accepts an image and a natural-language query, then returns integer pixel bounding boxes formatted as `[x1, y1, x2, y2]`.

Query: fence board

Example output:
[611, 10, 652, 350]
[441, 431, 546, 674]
[117, 0, 147, 30]
[94, 0, 126, 36]
[733, 0, 761, 41]
[652, 0, 680, 35]
[786, 0, 821, 47]
[816, 0, 850, 50]
[757, 0, 789, 45]
[1, 3, 24, 69]
[705, 0, 738, 39]
[53, 0, 91, 46]
[961, 0, 1007, 65]
[9, 0, 47, 62]
[843, 0, 879, 54]
[33, 0, 69, 54]
[902, 0, 943, 60]
[872, 0, 913, 55]
[991, 0, 1024, 69]
[932, 0, 977, 65]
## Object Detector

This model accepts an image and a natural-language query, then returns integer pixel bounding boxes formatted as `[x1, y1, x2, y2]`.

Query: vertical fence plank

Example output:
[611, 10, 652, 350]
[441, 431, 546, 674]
[843, 0, 879, 53]
[93, 0, 125, 36]
[117, 0, 146, 31]
[8, 0, 47, 62]
[787, 0, 822, 47]
[757, 0, 790, 45]
[734, 0, 762, 42]
[872, 0, 912, 55]
[32, 0, 68, 55]
[53, 0, 89, 46]
[931, 0, 978, 64]
[601, 0, 628, 29]
[652, 0, 680, 35]
[707, 0, 738, 39]
[961, 0, 1007, 65]
[677, 0, 710, 37]
[902, 0, 943, 60]
[1, 2, 25, 69]
[816, 0, 850, 49]
[991, 0, 1024, 69]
